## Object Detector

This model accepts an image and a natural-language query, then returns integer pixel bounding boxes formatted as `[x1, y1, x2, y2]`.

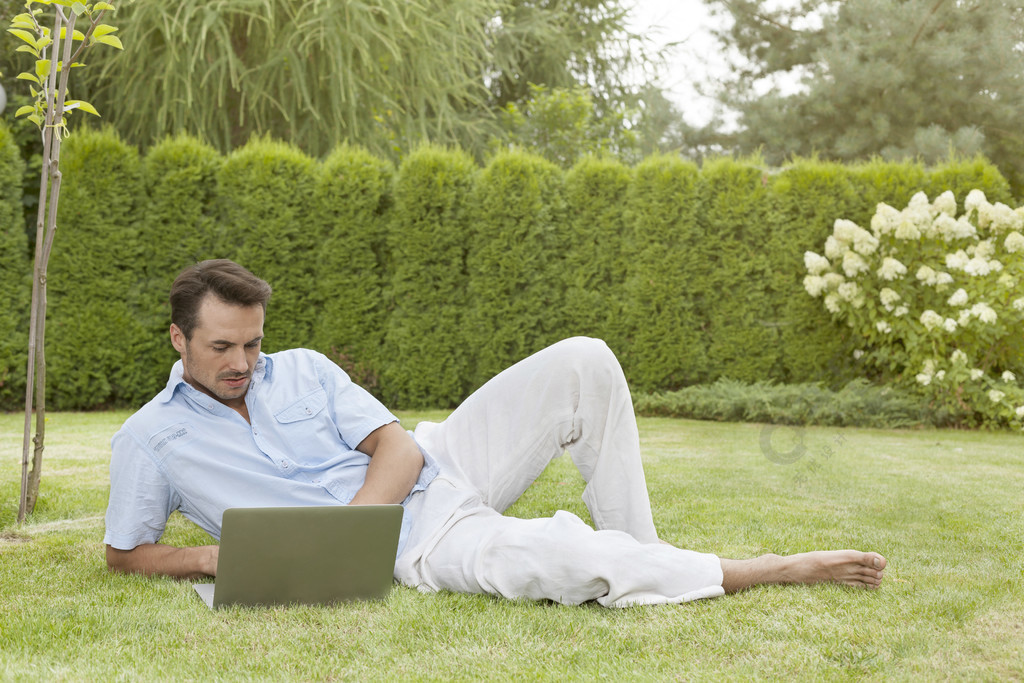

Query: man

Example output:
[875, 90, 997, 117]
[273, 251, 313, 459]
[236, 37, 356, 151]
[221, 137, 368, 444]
[105, 260, 886, 606]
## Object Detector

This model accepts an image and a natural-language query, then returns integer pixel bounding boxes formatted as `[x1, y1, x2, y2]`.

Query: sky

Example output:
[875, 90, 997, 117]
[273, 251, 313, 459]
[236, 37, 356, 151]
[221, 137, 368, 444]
[625, 0, 730, 126]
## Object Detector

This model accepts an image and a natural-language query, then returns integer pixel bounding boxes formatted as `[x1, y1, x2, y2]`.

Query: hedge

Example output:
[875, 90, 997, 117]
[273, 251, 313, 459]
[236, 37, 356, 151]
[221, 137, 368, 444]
[0, 123, 28, 407]
[380, 145, 477, 408]
[0, 128, 1016, 411]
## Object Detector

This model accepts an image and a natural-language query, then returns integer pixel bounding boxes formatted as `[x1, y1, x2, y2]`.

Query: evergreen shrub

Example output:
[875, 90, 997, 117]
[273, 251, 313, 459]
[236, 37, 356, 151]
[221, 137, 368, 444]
[47, 128, 144, 409]
[0, 122, 28, 409]
[135, 134, 225, 394]
[633, 378, 947, 428]
[465, 149, 567, 388]
[698, 157, 777, 382]
[312, 145, 394, 392]
[381, 145, 476, 407]
[561, 155, 632, 348]
[620, 155, 703, 391]
[218, 137, 319, 352]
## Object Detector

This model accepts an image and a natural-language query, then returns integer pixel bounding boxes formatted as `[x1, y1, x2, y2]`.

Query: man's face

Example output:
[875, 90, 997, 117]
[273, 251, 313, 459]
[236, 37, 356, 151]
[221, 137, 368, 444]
[170, 294, 265, 409]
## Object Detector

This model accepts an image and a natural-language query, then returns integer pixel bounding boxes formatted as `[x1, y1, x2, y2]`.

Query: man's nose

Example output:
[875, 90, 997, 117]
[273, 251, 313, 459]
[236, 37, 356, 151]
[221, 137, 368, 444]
[226, 346, 249, 372]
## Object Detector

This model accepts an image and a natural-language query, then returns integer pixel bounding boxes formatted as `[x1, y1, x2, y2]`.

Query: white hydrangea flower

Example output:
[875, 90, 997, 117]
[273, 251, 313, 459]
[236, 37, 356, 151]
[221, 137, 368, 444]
[804, 251, 831, 275]
[920, 310, 944, 330]
[1016, 406, 1024, 419]
[933, 214, 959, 240]
[1004, 232, 1024, 253]
[951, 217, 977, 239]
[833, 219, 861, 243]
[950, 349, 968, 365]
[1002, 371, 1016, 383]
[894, 217, 921, 240]
[984, 202, 1023, 232]
[934, 271, 954, 287]
[945, 251, 969, 271]
[879, 288, 901, 309]
[943, 318, 958, 333]
[970, 302, 998, 324]
[915, 373, 932, 386]
[824, 235, 846, 260]
[1013, 298, 1024, 312]
[852, 229, 879, 256]
[824, 293, 841, 314]
[908, 192, 930, 210]
[853, 349, 865, 360]
[803, 275, 827, 297]
[989, 389, 1006, 403]
[935, 370, 946, 381]
[933, 191, 957, 216]
[998, 273, 1015, 288]
[970, 368, 985, 381]
[875, 321, 892, 334]
[876, 257, 908, 281]
[976, 240, 996, 259]
[893, 305, 909, 317]
[871, 204, 900, 236]
[965, 189, 988, 213]
[823, 272, 845, 289]
[837, 281, 861, 302]
[842, 251, 870, 277]
[916, 265, 937, 284]
[947, 288, 969, 307]
[958, 309, 972, 326]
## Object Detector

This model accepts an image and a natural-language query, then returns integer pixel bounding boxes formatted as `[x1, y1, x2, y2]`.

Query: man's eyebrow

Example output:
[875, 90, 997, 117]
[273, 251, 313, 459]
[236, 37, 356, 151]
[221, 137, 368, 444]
[210, 335, 264, 346]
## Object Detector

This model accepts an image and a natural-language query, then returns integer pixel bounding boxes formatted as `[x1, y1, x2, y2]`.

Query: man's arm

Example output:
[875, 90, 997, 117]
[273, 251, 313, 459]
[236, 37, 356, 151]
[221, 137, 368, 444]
[106, 542, 219, 579]
[349, 421, 424, 505]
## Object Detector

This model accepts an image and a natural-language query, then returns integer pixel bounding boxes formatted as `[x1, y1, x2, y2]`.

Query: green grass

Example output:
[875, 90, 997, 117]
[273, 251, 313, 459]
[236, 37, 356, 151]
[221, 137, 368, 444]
[2, 411, 1022, 680]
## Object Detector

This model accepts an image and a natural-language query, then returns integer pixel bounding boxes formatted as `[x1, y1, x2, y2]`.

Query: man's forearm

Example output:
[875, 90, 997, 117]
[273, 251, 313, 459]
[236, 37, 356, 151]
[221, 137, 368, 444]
[106, 543, 218, 579]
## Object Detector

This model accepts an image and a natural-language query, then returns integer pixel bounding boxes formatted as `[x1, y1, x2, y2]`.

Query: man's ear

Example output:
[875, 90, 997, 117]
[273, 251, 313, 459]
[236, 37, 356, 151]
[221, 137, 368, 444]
[169, 324, 187, 354]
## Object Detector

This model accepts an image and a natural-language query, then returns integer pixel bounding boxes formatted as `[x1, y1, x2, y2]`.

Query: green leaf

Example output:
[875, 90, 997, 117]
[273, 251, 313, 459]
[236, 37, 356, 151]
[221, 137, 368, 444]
[16, 45, 40, 56]
[27, 114, 42, 127]
[66, 99, 100, 116]
[92, 23, 118, 37]
[15, 105, 36, 117]
[72, 1, 88, 15]
[59, 27, 86, 40]
[7, 28, 40, 47]
[17, 72, 40, 84]
[94, 2, 116, 10]
[94, 33, 122, 49]
[36, 59, 51, 79]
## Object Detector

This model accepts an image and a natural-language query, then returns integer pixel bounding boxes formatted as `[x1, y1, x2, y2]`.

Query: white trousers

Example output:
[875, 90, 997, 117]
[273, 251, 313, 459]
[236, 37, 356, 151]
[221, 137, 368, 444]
[394, 337, 724, 607]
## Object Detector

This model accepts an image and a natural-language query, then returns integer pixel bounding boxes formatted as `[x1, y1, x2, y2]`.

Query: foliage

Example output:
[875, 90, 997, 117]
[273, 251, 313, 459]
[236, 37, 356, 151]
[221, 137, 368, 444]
[47, 127, 144, 409]
[702, 0, 1024, 193]
[804, 190, 1024, 428]
[560, 154, 632, 346]
[0, 122, 27, 405]
[498, 84, 639, 168]
[381, 145, 477, 408]
[217, 137, 319, 352]
[619, 154, 705, 391]
[465, 149, 567, 388]
[633, 378, 947, 428]
[311, 145, 393, 382]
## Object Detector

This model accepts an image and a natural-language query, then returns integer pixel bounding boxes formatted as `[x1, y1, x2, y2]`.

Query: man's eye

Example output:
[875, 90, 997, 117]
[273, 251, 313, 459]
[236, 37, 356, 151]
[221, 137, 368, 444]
[213, 347, 228, 352]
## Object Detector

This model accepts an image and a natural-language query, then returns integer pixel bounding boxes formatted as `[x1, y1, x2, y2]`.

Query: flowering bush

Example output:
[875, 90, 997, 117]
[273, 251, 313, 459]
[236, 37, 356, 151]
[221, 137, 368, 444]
[803, 190, 1024, 428]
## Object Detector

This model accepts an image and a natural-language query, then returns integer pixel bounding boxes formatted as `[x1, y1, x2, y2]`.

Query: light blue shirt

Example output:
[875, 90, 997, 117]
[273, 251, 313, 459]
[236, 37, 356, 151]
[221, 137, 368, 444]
[103, 348, 439, 553]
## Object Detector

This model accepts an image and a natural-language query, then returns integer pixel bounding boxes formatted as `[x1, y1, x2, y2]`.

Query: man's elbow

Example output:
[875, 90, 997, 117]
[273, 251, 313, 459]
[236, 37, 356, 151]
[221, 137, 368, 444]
[105, 544, 134, 574]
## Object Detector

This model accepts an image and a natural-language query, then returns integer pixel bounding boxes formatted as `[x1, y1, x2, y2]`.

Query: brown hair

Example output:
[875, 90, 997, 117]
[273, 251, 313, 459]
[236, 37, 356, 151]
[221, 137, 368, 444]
[170, 260, 272, 339]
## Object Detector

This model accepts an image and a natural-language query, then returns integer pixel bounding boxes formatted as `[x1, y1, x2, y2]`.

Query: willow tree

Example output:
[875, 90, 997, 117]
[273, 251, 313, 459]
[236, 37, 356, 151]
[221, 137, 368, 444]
[72, 0, 649, 159]
[7, 0, 123, 522]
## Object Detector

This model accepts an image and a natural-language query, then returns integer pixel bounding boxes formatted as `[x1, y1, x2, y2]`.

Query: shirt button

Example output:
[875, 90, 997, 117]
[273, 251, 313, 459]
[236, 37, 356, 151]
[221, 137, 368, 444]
[281, 461, 290, 469]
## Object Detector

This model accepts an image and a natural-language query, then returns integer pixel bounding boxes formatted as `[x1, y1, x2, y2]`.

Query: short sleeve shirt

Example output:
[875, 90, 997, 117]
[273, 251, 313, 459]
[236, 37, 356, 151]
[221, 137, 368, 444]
[103, 349, 439, 553]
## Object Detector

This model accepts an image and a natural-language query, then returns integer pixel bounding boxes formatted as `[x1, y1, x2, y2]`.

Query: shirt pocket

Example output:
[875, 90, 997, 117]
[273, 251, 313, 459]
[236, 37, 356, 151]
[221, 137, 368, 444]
[274, 387, 328, 423]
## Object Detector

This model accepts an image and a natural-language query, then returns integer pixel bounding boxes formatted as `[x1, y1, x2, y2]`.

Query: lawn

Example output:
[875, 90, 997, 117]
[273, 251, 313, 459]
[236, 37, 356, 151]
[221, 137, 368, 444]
[1, 410, 1022, 680]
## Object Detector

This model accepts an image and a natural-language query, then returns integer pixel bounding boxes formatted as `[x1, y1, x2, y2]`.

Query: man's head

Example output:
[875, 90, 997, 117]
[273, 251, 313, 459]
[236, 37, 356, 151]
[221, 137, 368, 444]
[170, 259, 272, 341]
[168, 260, 272, 409]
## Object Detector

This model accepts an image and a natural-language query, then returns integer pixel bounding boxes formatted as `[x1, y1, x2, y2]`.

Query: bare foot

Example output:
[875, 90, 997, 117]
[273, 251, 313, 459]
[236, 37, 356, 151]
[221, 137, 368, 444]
[721, 550, 886, 593]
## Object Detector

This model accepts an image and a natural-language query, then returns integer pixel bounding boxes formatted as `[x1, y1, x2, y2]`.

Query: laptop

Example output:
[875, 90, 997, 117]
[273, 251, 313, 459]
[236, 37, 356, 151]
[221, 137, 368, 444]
[193, 504, 404, 609]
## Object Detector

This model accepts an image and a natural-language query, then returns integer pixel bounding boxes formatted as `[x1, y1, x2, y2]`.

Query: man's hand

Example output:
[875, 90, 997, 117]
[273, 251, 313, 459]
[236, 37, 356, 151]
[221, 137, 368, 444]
[106, 543, 219, 579]
[349, 421, 424, 506]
